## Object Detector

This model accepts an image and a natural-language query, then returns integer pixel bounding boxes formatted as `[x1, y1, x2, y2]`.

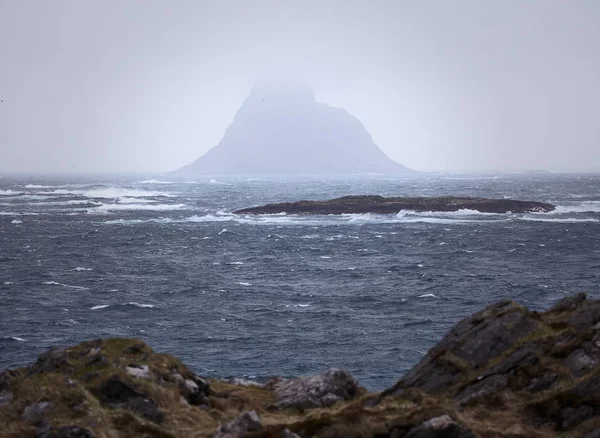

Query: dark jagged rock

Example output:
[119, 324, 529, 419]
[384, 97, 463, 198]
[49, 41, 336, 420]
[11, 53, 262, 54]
[175, 80, 411, 175]
[3, 295, 600, 437]
[235, 195, 555, 215]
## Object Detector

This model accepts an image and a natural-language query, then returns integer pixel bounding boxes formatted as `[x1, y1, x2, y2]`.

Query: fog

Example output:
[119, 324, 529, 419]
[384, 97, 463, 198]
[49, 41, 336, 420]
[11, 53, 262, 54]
[1, 0, 599, 174]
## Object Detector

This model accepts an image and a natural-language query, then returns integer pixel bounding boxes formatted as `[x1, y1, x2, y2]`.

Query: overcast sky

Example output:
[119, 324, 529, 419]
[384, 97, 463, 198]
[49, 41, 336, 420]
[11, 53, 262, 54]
[1, 0, 599, 174]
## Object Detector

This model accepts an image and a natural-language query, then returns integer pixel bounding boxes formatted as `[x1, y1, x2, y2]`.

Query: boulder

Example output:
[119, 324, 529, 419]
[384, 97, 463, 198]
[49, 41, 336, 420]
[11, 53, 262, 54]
[214, 410, 261, 438]
[274, 368, 359, 409]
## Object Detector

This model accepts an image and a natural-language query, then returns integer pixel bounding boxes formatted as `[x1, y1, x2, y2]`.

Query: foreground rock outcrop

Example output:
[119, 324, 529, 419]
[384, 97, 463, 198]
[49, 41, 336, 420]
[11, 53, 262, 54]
[235, 195, 556, 215]
[3, 294, 600, 437]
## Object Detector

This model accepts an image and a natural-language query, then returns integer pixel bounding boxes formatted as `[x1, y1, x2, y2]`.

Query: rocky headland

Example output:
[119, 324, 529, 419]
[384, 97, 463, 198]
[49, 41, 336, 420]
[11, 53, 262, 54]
[234, 195, 556, 215]
[3, 294, 600, 437]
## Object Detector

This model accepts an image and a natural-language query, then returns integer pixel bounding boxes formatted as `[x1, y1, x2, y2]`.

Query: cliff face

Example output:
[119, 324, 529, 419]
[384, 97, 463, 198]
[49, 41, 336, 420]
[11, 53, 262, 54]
[2, 293, 600, 437]
[176, 80, 411, 175]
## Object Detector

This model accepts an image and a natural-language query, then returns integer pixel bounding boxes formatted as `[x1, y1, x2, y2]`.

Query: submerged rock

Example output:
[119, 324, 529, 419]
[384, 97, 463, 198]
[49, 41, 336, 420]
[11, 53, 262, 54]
[2, 295, 600, 437]
[235, 195, 555, 215]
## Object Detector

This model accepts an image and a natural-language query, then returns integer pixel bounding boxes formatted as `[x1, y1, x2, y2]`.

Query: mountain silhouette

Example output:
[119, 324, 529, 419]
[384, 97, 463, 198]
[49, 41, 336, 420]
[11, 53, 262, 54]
[176, 80, 411, 175]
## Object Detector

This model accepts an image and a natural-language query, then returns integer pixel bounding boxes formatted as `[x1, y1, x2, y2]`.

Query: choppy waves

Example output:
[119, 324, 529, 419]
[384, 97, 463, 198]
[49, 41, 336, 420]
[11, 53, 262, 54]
[2, 174, 600, 389]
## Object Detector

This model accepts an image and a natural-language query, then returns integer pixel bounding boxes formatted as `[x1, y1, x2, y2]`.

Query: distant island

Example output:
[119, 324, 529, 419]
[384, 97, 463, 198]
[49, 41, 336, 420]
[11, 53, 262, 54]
[235, 195, 556, 215]
[175, 79, 411, 175]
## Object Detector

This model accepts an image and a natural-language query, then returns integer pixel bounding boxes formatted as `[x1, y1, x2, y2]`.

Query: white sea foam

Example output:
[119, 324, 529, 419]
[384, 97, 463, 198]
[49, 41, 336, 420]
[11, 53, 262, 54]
[297, 304, 311, 307]
[238, 282, 252, 286]
[418, 293, 438, 298]
[92, 203, 186, 212]
[0, 189, 22, 195]
[90, 304, 110, 310]
[43, 187, 173, 198]
[11, 219, 22, 224]
[138, 180, 176, 184]
[300, 234, 320, 239]
[218, 228, 228, 235]
[552, 201, 600, 213]
[0, 211, 39, 215]
[72, 267, 92, 271]
[11, 337, 26, 342]
[227, 261, 244, 265]
[127, 302, 154, 308]
[320, 256, 331, 259]
[117, 197, 157, 204]
[24, 184, 54, 189]
[42, 281, 89, 290]
[520, 217, 598, 223]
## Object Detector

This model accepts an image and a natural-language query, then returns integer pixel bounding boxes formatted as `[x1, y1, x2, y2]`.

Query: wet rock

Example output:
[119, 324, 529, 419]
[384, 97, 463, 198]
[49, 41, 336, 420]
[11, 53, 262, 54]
[181, 377, 210, 407]
[387, 301, 540, 397]
[214, 410, 261, 438]
[274, 369, 359, 409]
[549, 292, 587, 312]
[0, 369, 18, 392]
[526, 373, 558, 392]
[457, 374, 509, 406]
[124, 397, 164, 424]
[569, 301, 600, 330]
[37, 425, 94, 438]
[30, 348, 73, 375]
[564, 346, 600, 376]
[22, 401, 52, 425]
[93, 376, 163, 423]
[86, 354, 109, 368]
[583, 428, 600, 438]
[0, 391, 13, 406]
[561, 404, 595, 431]
[123, 343, 146, 354]
[404, 415, 475, 438]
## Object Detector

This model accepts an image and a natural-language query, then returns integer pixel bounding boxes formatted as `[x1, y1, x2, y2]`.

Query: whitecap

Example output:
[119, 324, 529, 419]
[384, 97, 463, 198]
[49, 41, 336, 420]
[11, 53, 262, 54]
[11, 219, 22, 224]
[552, 201, 600, 213]
[91, 203, 186, 212]
[418, 293, 437, 298]
[0, 211, 39, 216]
[4, 282, 14, 285]
[297, 304, 311, 308]
[42, 281, 89, 290]
[127, 302, 154, 308]
[320, 256, 331, 259]
[0, 189, 22, 195]
[218, 228, 228, 235]
[227, 261, 244, 265]
[11, 337, 26, 342]
[520, 217, 598, 223]
[24, 184, 54, 189]
[72, 267, 92, 271]
[45, 187, 173, 198]
[238, 282, 252, 286]
[417, 264, 424, 268]
[138, 180, 176, 184]
[90, 304, 110, 310]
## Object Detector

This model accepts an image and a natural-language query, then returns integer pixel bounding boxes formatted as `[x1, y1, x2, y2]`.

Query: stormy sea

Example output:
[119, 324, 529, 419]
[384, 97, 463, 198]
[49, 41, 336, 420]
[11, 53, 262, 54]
[1, 173, 599, 389]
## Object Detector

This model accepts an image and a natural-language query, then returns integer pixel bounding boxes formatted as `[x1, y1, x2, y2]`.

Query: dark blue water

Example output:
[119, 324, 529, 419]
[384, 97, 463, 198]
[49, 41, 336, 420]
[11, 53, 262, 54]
[1, 174, 599, 389]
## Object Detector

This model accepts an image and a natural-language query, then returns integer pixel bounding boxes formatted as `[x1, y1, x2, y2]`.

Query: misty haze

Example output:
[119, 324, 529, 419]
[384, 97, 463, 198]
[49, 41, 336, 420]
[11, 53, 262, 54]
[1, 2, 600, 437]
